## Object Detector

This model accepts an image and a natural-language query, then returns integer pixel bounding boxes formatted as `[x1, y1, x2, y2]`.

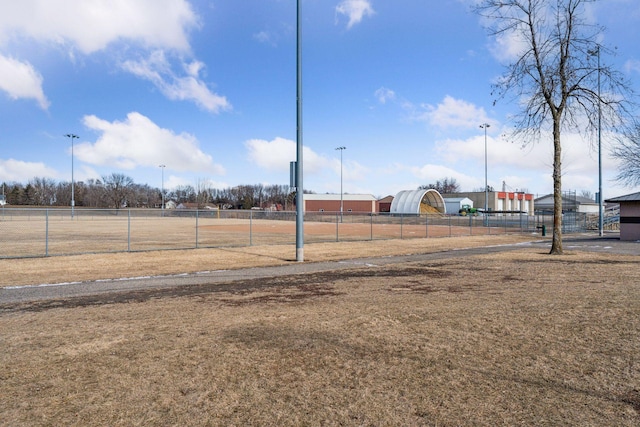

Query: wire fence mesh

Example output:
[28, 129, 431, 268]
[0, 207, 546, 258]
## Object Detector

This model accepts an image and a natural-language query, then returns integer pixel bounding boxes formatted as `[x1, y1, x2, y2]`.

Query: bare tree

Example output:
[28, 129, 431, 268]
[473, 185, 495, 193]
[230, 185, 258, 210]
[102, 173, 135, 209]
[264, 184, 290, 209]
[81, 178, 105, 208]
[29, 177, 57, 205]
[612, 125, 640, 187]
[475, 0, 634, 254]
[419, 177, 460, 194]
[173, 185, 196, 204]
[195, 178, 214, 208]
[579, 190, 594, 200]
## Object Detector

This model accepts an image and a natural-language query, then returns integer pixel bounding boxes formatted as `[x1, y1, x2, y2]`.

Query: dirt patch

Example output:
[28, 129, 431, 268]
[218, 283, 342, 306]
[621, 389, 640, 414]
[0, 265, 453, 313]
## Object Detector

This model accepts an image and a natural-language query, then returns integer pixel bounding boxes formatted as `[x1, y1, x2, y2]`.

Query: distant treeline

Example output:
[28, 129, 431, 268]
[0, 173, 296, 210]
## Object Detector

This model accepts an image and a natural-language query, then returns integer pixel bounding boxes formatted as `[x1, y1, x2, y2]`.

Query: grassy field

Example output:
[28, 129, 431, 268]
[0, 211, 519, 258]
[1, 235, 639, 425]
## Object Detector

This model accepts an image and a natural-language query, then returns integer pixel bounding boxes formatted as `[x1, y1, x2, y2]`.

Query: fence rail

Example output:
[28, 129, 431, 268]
[0, 208, 547, 258]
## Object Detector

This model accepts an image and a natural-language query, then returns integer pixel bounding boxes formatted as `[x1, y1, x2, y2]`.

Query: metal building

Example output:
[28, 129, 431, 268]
[303, 194, 378, 213]
[390, 189, 446, 215]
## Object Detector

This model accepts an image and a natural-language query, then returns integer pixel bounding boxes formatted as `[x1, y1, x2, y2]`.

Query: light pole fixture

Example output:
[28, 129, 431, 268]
[480, 123, 490, 225]
[64, 133, 79, 218]
[589, 45, 603, 237]
[336, 146, 346, 222]
[159, 164, 166, 216]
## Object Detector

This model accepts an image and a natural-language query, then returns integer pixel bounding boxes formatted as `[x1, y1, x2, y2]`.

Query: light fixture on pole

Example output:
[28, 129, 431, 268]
[336, 146, 346, 222]
[589, 45, 603, 237]
[64, 133, 79, 218]
[159, 164, 166, 216]
[480, 123, 490, 225]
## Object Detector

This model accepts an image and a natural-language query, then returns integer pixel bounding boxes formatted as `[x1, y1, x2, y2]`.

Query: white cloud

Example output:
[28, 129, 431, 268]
[0, 158, 58, 182]
[165, 174, 195, 191]
[0, 0, 198, 54]
[625, 59, 640, 74]
[0, 1, 228, 111]
[335, 0, 375, 29]
[75, 164, 101, 183]
[416, 96, 492, 129]
[75, 112, 225, 175]
[499, 174, 542, 194]
[407, 163, 479, 191]
[434, 126, 625, 195]
[245, 137, 329, 175]
[375, 91, 492, 130]
[121, 51, 231, 113]
[488, 31, 529, 64]
[0, 54, 49, 109]
[253, 23, 292, 47]
[330, 157, 369, 182]
[254, 30, 279, 47]
[436, 132, 547, 171]
[374, 87, 396, 104]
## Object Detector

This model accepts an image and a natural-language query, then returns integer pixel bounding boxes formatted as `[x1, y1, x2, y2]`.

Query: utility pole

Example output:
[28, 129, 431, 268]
[336, 146, 346, 222]
[595, 47, 603, 237]
[480, 124, 490, 226]
[295, 0, 304, 262]
[159, 164, 166, 216]
[64, 133, 79, 218]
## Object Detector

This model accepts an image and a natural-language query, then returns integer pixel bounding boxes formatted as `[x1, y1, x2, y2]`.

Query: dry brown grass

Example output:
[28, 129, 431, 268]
[1, 236, 640, 426]
[1, 213, 516, 258]
[0, 234, 532, 287]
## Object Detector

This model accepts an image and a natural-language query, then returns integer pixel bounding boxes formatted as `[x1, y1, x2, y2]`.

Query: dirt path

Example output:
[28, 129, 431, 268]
[1, 234, 635, 309]
[0, 242, 536, 308]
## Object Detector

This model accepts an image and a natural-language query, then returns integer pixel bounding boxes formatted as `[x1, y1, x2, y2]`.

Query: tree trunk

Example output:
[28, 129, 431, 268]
[550, 120, 563, 254]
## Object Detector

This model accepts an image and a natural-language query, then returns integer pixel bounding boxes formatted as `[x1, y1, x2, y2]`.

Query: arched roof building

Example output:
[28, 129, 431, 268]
[390, 189, 446, 214]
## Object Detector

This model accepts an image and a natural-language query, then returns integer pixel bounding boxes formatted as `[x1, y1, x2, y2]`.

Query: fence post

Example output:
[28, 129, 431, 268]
[127, 209, 131, 252]
[425, 214, 428, 238]
[195, 209, 199, 248]
[370, 214, 373, 241]
[449, 215, 452, 237]
[45, 209, 49, 257]
[400, 214, 403, 239]
[250, 210, 253, 246]
[336, 212, 339, 242]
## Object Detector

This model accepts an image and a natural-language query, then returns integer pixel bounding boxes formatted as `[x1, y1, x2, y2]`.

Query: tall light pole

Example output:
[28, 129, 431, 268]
[590, 46, 603, 237]
[159, 164, 166, 216]
[295, 0, 304, 262]
[480, 123, 490, 225]
[336, 146, 346, 222]
[64, 133, 79, 218]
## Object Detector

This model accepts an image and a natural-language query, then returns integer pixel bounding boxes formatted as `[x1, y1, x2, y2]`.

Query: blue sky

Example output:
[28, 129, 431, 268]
[1, 0, 639, 200]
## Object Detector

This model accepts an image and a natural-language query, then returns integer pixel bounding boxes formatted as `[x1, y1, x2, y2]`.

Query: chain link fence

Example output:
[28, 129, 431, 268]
[1, 208, 540, 258]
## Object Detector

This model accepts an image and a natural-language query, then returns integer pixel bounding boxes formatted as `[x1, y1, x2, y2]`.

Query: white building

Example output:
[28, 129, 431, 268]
[443, 197, 473, 215]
